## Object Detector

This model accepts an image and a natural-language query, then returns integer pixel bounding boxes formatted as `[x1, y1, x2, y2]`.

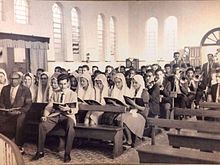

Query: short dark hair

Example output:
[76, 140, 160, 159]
[164, 64, 171, 68]
[155, 68, 164, 74]
[186, 67, 195, 73]
[146, 69, 154, 75]
[37, 68, 44, 72]
[57, 73, 69, 83]
[82, 65, 89, 70]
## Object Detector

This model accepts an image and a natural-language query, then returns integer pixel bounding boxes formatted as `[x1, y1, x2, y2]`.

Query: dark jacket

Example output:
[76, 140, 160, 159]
[0, 84, 32, 113]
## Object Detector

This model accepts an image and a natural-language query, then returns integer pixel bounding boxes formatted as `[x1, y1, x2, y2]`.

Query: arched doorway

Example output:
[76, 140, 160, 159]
[200, 27, 220, 64]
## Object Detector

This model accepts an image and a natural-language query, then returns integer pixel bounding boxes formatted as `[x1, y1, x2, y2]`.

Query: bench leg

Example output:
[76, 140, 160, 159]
[57, 137, 65, 151]
[113, 130, 123, 158]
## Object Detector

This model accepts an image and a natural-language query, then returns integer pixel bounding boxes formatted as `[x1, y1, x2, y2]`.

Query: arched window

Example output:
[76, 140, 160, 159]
[164, 16, 178, 60]
[97, 14, 104, 60]
[110, 16, 116, 58]
[71, 7, 80, 56]
[52, 3, 63, 61]
[145, 17, 158, 60]
[0, 0, 3, 21]
[14, 0, 29, 24]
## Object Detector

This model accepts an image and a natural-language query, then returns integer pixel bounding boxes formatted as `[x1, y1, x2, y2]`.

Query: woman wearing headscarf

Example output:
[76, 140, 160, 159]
[110, 73, 131, 102]
[69, 72, 79, 92]
[23, 72, 37, 102]
[48, 72, 61, 100]
[36, 72, 50, 103]
[77, 73, 95, 123]
[0, 68, 8, 93]
[84, 74, 109, 125]
[122, 74, 149, 146]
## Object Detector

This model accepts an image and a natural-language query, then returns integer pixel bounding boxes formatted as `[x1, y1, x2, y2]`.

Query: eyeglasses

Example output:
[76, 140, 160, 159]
[41, 77, 48, 80]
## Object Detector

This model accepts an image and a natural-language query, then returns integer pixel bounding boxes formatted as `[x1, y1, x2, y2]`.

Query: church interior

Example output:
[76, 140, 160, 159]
[1, 0, 220, 165]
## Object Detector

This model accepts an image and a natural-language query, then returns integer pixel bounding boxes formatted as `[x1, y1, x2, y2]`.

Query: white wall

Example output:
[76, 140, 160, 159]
[0, 0, 129, 73]
[1, 0, 220, 73]
[128, 1, 220, 64]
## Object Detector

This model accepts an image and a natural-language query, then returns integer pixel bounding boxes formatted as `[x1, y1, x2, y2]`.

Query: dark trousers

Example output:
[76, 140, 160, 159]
[0, 113, 26, 146]
[37, 114, 75, 154]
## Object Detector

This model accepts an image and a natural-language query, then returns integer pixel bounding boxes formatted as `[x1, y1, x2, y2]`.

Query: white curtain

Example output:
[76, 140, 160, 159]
[30, 49, 48, 74]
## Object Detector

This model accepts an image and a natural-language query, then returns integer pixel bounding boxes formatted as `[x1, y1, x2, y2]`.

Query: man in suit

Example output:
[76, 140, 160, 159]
[0, 71, 32, 153]
[155, 68, 172, 119]
[170, 52, 186, 69]
[211, 69, 220, 102]
[32, 73, 78, 163]
[202, 53, 219, 88]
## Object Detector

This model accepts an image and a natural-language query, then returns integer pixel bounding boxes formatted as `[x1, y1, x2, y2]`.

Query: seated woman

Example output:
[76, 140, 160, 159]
[23, 72, 37, 102]
[110, 73, 131, 102]
[49, 73, 60, 99]
[0, 68, 8, 93]
[84, 74, 109, 125]
[122, 75, 149, 146]
[36, 72, 50, 103]
[77, 73, 95, 123]
[69, 73, 78, 92]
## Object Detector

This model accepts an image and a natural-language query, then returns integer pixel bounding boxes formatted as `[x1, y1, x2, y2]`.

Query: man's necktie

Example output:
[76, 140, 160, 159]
[60, 92, 64, 104]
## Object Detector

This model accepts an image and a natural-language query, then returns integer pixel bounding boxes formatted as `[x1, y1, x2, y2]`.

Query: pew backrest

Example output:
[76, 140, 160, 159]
[0, 133, 24, 165]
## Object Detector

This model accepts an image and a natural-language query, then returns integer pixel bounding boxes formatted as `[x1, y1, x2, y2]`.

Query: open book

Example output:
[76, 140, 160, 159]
[84, 99, 102, 105]
[53, 102, 76, 110]
[77, 97, 85, 103]
[124, 96, 145, 107]
[0, 107, 21, 112]
[104, 97, 127, 107]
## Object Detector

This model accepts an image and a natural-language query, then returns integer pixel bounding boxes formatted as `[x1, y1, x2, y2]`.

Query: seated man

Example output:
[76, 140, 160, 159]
[210, 69, 220, 102]
[0, 71, 32, 153]
[32, 73, 78, 162]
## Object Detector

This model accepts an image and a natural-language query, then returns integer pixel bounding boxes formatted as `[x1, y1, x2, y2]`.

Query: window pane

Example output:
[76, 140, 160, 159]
[145, 17, 158, 61]
[52, 3, 63, 61]
[14, 0, 28, 24]
[71, 8, 80, 56]
[110, 17, 116, 57]
[164, 16, 177, 60]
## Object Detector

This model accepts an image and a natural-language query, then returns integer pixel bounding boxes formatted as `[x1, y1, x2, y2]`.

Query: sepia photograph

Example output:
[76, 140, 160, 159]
[0, 0, 220, 164]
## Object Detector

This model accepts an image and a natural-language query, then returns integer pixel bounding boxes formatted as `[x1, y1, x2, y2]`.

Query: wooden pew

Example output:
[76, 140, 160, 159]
[75, 104, 125, 158]
[137, 145, 220, 164]
[199, 102, 220, 110]
[25, 103, 126, 159]
[0, 133, 24, 165]
[136, 117, 220, 164]
[168, 107, 220, 151]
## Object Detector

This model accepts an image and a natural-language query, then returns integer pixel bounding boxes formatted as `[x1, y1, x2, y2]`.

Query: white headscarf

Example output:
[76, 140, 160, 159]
[111, 73, 131, 102]
[77, 73, 95, 100]
[130, 74, 146, 98]
[0, 68, 8, 93]
[94, 74, 109, 105]
[36, 72, 50, 103]
[23, 72, 37, 102]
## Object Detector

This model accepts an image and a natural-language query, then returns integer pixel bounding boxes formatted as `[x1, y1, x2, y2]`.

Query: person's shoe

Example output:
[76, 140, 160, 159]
[19, 147, 25, 155]
[64, 153, 71, 163]
[31, 152, 44, 161]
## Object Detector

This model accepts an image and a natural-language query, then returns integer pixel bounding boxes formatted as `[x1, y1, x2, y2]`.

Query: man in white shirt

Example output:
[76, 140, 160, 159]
[32, 73, 78, 163]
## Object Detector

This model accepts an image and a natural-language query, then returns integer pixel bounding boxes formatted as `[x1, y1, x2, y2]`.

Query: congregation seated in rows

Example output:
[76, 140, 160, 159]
[0, 51, 220, 162]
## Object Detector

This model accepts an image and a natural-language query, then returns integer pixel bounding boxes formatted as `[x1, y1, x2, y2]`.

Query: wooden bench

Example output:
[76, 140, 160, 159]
[136, 117, 220, 163]
[137, 145, 220, 164]
[25, 103, 126, 159]
[167, 107, 220, 151]
[199, 102, 220, 110]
